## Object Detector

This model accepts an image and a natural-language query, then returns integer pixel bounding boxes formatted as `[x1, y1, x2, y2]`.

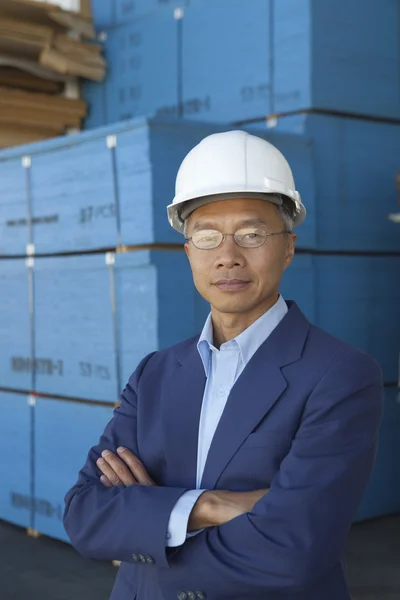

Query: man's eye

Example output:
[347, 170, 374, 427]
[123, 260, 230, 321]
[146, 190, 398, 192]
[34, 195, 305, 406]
[243, 233, 261, 240]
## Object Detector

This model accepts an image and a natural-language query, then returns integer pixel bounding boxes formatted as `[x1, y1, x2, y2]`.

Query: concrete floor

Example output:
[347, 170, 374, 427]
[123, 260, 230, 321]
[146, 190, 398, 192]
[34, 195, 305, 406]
[1, 516, 400, 600]
[345, 516, 400, 600]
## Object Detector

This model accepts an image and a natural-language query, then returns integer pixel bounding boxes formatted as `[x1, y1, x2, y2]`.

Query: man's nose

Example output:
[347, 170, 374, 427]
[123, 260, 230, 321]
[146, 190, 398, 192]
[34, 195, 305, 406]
[214, 235, 245, 268]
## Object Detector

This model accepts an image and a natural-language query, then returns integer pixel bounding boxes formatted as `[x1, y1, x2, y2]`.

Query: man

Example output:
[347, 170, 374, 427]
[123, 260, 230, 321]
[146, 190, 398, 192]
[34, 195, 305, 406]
[64, 131, 383, 600]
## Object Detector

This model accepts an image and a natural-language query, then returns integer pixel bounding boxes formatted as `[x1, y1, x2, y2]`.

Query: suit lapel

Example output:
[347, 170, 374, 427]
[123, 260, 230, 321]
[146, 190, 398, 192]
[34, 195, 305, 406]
[162, 339, 206, 488]
[199, 350, 287, 490]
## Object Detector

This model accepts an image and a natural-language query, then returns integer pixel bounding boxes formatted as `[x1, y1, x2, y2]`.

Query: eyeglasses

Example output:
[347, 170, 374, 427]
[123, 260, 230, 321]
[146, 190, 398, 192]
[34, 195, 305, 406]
[185, 228, 291, 250]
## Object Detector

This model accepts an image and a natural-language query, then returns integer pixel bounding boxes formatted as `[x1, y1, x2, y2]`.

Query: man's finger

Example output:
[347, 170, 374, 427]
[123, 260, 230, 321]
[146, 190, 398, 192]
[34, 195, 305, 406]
[100, 475, 113, 488]
[97, 458, 124, 486]
[97, 451, 137, 486]
[116, 447, 156, 486]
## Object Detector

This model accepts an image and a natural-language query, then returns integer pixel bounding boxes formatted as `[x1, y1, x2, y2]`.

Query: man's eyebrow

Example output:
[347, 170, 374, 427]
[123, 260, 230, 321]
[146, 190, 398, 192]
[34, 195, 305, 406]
[191, 221, 217, 232]
[191, 218, 267, 232]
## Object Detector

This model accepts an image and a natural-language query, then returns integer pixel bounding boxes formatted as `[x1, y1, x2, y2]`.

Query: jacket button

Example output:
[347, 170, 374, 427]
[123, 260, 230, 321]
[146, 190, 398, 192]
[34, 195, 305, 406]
[187, 592, 196, 600]
[196, 593, 207, 600]
[146, 555, 155, 564]
[131, 554, 139, 563]
[177, 593, 187, 600]
[138, 554, 147, 563]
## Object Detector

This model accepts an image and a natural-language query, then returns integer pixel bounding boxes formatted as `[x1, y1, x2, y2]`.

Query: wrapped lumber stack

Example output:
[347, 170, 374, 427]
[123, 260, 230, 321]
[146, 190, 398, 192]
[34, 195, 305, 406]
[0, 0, 106, 148]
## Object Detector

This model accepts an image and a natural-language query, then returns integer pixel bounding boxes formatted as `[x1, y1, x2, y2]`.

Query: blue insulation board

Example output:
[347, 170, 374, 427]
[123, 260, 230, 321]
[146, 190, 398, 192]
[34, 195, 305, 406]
[273, 0, 400, 119]
[1, 252, 397, 397]
[181, 0, 272, 123]
[356, 388, 400, 521]
[90, 0, 190, 30]
[0, 392, 32, 528]
[0, 117, 317, 254]
[103, 9, 179, 124]
[0, 118, 220, 254]
[251, 113, 400, 252]
[184, 0, 400, 122]
[115, 0, 190, 26]
[0, 250, 209, 401]
[0, 155, 27, 256]
[280, 254, 400, 384]
[33, 398, 114, 542]
[0, 259, 31, 391]
[81, 79, 109, 131]
[87, 0, 273, 124]
[90, 0, 116, 30]
[85, 0, 400, 125]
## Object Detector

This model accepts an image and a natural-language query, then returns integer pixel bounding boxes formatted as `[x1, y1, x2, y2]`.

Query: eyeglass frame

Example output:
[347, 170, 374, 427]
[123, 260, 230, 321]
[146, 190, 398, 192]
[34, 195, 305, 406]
[185, 228, 292, 250]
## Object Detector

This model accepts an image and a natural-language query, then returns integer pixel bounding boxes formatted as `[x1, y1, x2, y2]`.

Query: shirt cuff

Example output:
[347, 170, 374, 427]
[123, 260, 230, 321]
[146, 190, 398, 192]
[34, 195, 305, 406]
[166, 489, 207, 547]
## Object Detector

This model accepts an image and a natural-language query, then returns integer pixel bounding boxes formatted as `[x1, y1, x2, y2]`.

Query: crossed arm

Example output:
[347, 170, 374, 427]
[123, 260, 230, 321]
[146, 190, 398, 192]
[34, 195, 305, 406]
[96, 446, 268, 531]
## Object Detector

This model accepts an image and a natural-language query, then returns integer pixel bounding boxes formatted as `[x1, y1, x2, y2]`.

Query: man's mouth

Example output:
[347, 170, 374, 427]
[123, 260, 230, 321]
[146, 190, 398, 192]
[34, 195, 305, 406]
[213, 279, 251, 291]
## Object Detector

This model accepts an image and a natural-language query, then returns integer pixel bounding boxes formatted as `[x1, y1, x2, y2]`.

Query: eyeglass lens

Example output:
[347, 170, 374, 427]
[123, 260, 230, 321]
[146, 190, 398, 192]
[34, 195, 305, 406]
[191, 228, 268, 249]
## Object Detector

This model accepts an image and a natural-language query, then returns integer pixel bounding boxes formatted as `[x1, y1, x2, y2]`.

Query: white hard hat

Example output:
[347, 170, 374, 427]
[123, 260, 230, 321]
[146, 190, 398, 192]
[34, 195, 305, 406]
[167, 130, 306, 234]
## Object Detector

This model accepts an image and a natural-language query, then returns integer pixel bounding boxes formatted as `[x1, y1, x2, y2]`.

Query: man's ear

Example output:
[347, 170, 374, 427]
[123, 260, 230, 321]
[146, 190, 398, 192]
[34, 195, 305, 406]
[184, 242, 190, 260]
[284, 234, 296, 270]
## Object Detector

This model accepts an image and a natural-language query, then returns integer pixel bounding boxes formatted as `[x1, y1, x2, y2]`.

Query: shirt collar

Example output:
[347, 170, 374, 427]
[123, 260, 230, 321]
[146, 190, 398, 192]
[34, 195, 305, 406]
[197, 295, 288, 377]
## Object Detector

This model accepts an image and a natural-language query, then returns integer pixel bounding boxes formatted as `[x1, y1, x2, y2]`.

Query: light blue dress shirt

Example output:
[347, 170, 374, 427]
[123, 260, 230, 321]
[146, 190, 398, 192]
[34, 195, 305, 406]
[166, 295, 288, 547]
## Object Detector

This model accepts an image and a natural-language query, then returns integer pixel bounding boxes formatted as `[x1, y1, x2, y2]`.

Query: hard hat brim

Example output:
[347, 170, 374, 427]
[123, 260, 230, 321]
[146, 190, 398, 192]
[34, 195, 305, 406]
[167, 191, 306, 234]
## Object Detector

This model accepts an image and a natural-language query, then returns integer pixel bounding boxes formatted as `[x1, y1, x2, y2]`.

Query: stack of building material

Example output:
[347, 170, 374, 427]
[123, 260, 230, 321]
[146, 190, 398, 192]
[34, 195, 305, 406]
[1, 0, 400, 542]
[0, 0, 106, 148]
[0, 116, 399, 539]
[0, 117, 213, 541]
[84, 0, 400, 128]
[0, 87, 87, 146]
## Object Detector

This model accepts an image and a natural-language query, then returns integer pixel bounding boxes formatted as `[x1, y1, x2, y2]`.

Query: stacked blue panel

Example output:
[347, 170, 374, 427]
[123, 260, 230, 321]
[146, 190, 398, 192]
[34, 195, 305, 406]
[2, 114, 398, 254]
[279, 254, 315, 324]
[85, 0, 400, 128]
[0, 118, 213, 254]
[273, 0, 400, 120]
[81, 79, 109, 131]
[90, 0, 116, 30]
[0, 155, 27, 256]
[90, 0, 190, 30]
[104, 10, 179, 124]
[85, 4, 185, 130]
[0, 118, 317, 255]
[251, 113, 400, 252]
[0, 392, 32, 528]
[33, 398, 114, 542]
[355, 388, 400, 521]
[115, 0, 190, 26]
[183, 0, 400, 122]
[0, 259, 31, 391]
[181, 0, 272, 123]
[3, 255, 394, 398]
[280, 254, 400, 384]
[313, 255, 400, 384]
[0, 250, 209, 401]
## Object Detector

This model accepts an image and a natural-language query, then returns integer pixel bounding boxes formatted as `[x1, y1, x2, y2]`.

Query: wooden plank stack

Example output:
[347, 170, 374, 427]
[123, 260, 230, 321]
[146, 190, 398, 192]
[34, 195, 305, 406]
[0, 0, 106, 148]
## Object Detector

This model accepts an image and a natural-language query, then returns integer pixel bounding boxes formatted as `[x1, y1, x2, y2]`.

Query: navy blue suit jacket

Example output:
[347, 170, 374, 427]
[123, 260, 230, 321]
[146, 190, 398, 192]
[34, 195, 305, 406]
[64, 302, 383, 600]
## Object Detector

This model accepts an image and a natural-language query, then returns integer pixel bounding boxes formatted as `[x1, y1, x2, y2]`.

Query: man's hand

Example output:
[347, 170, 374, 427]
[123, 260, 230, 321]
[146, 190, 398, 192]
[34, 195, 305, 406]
[97, 447, 156, 487]
[188, 488, 269, 531]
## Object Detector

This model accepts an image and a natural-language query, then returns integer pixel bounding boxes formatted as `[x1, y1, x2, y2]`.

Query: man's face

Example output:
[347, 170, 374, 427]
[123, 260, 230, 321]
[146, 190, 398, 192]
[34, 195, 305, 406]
[184, 198, 296, 317]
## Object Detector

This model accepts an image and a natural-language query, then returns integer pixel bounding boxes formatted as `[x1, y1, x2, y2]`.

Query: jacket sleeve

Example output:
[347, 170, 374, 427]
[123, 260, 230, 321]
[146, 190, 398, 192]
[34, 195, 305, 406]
[63, 353, 189, 569]
[167, 490, 207, 547]
[159, 353, 384, 597]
